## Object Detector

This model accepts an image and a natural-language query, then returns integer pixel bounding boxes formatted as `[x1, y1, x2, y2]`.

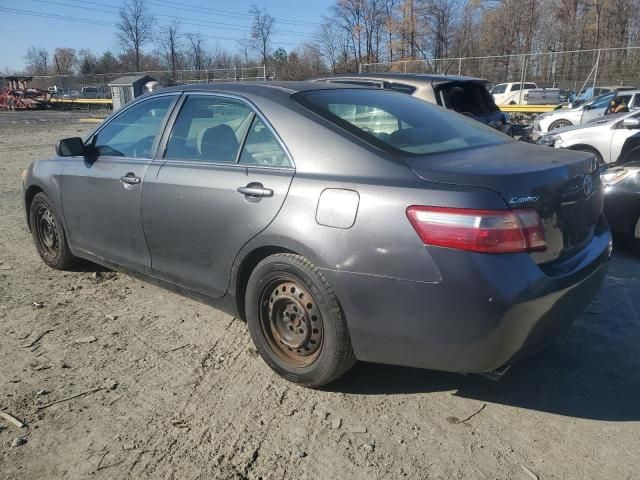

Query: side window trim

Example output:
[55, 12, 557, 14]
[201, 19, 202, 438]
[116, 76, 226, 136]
[86, 93, 180, 160]
[234, 111, 257, 164]
[157, 91, 295, 170]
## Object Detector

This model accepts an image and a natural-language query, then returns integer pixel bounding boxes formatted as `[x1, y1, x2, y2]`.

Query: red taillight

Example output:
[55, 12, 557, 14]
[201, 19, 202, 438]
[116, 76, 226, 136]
[406, 206, 547, 253]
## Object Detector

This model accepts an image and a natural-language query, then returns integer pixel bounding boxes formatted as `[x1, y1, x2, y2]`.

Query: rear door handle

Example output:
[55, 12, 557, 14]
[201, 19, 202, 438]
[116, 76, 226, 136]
[120, 173, 141, 185]
[237, 184, 273, 198]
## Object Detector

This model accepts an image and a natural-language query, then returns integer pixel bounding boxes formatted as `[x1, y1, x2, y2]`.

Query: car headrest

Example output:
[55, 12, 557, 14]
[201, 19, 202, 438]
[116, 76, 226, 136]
[198, 124, 239, 162]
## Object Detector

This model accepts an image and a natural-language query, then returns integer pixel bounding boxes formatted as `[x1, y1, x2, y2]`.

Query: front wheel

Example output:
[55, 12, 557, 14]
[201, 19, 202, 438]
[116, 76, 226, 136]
[29, 192, 76, 270]
[571, 146, 604, 165]
[549, 119, 572, 130]
[245, 253, 355, 387]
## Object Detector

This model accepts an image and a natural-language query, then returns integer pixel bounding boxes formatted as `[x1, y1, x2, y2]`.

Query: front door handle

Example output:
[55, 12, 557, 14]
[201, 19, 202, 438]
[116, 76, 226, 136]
[237, 184, 274, 198]
[120, 173, 141, 185]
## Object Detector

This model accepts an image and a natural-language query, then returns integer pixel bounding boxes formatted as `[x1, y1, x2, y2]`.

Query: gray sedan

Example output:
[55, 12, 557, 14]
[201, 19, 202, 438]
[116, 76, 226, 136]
[22, 82, 610, 386]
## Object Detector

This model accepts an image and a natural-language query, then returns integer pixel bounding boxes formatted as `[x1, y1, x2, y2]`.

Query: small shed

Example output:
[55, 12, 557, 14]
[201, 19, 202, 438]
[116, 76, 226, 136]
[108, 75, 156, 111]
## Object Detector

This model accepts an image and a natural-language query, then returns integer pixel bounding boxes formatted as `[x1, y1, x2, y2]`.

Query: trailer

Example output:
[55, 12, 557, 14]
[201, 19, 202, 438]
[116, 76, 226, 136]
[0, 76, 50, 110]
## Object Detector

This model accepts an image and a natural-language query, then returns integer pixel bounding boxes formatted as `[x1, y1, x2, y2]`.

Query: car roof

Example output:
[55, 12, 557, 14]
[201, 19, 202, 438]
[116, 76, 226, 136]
[598, 85, 638, 90]
[315, 72, 489, 86]
[159, 80, 368, 99]
[610, 89, 640, 95]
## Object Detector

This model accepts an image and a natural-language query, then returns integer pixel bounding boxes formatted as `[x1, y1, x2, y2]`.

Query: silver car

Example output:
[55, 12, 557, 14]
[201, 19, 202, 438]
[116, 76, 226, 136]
[22, 82, 610, 387]
[532, 91, 640, 140]
[538, 109, 640, 164]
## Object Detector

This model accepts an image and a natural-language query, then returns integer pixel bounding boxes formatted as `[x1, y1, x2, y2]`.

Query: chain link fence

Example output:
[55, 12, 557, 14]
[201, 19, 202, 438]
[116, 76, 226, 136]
[21, 47, 640, 100]
[361, 47, 640, 92]
[28, 66, 268, 97]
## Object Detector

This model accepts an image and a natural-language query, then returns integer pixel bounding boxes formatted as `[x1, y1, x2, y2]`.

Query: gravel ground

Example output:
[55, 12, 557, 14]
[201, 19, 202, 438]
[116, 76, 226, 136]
[1, 112, 639, 480]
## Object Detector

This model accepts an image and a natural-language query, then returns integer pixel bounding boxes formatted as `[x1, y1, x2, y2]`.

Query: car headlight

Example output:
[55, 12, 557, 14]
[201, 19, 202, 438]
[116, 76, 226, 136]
[537, 134, 563, 147]
[601, 168, 637, 188]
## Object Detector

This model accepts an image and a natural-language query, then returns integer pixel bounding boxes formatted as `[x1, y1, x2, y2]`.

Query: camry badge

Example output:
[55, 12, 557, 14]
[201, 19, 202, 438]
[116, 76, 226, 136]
[583, 175, 593, 197]
[509, 195, 539, 205]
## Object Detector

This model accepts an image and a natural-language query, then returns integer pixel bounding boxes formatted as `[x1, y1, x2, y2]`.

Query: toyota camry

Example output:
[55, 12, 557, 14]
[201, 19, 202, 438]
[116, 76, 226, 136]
[22, 82, 610, 387]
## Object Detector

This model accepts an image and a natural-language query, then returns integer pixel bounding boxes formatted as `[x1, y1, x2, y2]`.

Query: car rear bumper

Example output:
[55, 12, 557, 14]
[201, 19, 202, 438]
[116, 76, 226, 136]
[321, 216, 610, 373]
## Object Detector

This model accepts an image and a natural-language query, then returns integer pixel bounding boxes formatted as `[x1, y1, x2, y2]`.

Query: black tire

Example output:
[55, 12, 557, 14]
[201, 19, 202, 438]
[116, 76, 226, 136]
[549, 119, 572, 130]
[245, 253, 355, 387]
[29, 192, 76, 270]
[571, 146, 604, 165]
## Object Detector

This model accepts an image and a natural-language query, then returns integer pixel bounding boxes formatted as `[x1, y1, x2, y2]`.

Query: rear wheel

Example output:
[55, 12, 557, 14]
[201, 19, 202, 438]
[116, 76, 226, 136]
[245, 253, 355, 387]
[549, 119, 572, 130]
[29, 192, 76, 270]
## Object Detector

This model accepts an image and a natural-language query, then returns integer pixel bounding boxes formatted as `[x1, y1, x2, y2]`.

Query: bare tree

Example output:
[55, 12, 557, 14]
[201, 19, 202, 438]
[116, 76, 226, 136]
[237, 36, 252, 64]
[54, 48, 77, 75]
[24, 47, 50, 75]
[424, 0, 457, 58]
[186, 32, 206, 71]
[249, 5, 275, 66]
[160, 21, 182, 73]
[317, 20, 344, 73]
[117, 0, 155, 72]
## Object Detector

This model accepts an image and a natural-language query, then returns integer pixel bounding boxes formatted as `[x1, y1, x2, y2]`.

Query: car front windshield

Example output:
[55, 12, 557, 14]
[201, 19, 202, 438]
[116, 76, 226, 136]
[294, 88, 509, 155]
[590, 93, 616, 109]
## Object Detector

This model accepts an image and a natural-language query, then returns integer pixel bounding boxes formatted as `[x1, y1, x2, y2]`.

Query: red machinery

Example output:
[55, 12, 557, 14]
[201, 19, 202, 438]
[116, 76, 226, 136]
[0, 76, 50, 110]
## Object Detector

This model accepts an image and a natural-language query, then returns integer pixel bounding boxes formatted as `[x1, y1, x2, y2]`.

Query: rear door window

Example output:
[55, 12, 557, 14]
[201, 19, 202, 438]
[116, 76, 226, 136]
[525, 83, 537, 89]
[165, 95, 253, 162]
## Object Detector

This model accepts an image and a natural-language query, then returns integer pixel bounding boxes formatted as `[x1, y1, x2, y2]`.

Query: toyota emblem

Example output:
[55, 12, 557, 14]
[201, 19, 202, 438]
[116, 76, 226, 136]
[583, 174, 593, 197]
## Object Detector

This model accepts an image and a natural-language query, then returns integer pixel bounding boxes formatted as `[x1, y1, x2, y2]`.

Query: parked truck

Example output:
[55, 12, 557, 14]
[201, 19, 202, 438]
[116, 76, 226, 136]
[490, 82, 561, 105]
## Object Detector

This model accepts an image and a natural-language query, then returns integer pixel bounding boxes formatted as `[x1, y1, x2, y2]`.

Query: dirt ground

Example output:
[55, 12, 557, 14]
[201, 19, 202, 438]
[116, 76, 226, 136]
[1, 111, 639, 480]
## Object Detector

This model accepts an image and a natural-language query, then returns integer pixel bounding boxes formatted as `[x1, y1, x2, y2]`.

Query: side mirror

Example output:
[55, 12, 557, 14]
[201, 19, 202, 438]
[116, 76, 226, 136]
[56, 137, 86, 156]
[622, 117, 640, 129]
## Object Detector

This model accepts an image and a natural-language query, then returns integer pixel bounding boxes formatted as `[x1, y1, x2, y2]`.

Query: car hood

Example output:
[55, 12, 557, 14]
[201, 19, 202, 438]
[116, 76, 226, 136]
[540, 106, 582, 119]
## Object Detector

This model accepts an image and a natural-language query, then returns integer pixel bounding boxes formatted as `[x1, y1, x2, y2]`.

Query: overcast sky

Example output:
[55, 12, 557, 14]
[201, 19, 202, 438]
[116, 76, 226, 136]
[0, 0, 332, 72]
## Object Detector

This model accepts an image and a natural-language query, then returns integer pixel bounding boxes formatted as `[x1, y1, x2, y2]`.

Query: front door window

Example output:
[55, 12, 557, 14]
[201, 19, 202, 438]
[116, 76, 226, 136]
[92, 95, 175, 158]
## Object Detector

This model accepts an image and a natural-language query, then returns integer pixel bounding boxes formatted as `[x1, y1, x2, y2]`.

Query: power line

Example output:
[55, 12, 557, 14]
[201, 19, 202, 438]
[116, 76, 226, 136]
[0, 7, 114, 27]
[150, 0, 321, 27]
[0, 6, 303, 47]
[30, 0, 315, 37]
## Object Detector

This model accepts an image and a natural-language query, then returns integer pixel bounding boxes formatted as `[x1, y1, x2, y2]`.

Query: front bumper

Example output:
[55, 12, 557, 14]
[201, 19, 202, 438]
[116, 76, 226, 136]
[321, 217, 610, 373]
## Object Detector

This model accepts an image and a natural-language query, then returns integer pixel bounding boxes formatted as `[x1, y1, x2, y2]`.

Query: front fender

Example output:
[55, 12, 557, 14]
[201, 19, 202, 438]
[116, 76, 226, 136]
[23, 159, 65, 231]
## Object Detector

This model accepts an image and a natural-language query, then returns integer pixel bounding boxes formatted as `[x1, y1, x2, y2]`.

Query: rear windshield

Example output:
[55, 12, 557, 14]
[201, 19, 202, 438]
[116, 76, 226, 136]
[437, 82, 498, 114]
[294, 88, 509, 155]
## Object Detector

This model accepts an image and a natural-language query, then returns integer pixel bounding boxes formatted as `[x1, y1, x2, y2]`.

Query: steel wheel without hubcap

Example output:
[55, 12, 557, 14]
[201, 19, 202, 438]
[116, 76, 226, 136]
[259, 279, 323, 367]
[35, 205, 59, 259]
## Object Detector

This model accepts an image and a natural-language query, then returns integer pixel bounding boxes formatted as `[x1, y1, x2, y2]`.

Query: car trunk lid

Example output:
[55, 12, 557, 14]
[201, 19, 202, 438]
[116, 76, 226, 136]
[405, 141, 603, 264]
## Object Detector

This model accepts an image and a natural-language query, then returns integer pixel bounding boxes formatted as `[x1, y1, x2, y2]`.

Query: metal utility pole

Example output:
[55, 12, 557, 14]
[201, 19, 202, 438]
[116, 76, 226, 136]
[592, 49, 601, 90]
